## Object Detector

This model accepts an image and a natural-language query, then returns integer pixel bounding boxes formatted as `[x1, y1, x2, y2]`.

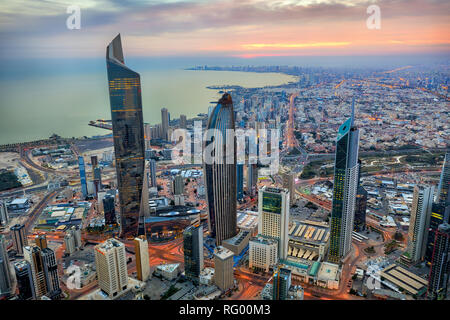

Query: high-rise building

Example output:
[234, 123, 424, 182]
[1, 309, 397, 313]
[134, 236, 150, 282]
[149, 159, 157, 188]
[23, 246, 47, 299]
[161, 108, 169, 140]
[0, 235, 13, 298]
[35, 234, 48, 250]
[91, 155, 102, 196]
[64, 226, 82, 255]
[213, 246, 234, 291]
[11, 223, 27, 256]
[436, 153, 450, 203]
[237, 163, 244, 201]
[41, 248, 61, 299]
[106, 34, 146, 239]
[427, 223, 450, 300]
[328, 99, 360, 264]
[425, 202, 450, 264]
[247, 163, 258, 197]
[94, 238, 128, 298]
[282, 173, 295, 205]
[354, 186, 368, 232]
[272, 267, 291, 300]
[14, 260, 35, 300]
[180, 114, 187, 129]
[403, 186, 434, 264]
[249, 236, 278, 272]
[78, 156, 88, 199]
[183, 225, 204, 284]
[258, 187, 290, 260]
[103, 193, 116, 225]
[0, 200, 8, 226]
[204, 93, 237, 246]
[173, 174, 184, 195]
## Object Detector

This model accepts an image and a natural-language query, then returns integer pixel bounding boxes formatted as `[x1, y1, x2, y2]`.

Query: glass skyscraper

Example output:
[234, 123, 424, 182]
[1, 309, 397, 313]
[106, 34, 146, 238]
[78, 156, 88, 199]
[328, 98, 360, 263]
[183, 225, 204, 284]
[204, 93, 237, 246]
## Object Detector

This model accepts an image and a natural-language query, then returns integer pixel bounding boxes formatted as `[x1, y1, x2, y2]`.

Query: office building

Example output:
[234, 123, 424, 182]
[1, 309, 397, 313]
[91, 155, 102, 196]
[14, 260, 35, 300]
[237, 163, 244, 201]
[354, 186, 368, 232]
[425, 202, 449, 264]
[403, 186, 434, 264]
[180, 114, 187, 129]
[282, 173, 295, 205]
[173, 174, 184, 195]
[213, 246, 234, 291]
[247, 163, 258, 197]
[134, 236, 150, 282]
[0, 200, 8, 226]
[106, 34, 146, 238]
[103, 193, 116, 225]
[64, 226, 82, 255]
[183, 225, 204, 284]
[272, 267, 291, 300]
[78, 156, 88, 199]
[11, 223, 27, 256]
[94, 238, 128, 298]
[328, 98, 360, 263]
[41, 248, 61, 299]
[0, 235, 13, 298]
[436, 153, 450, 203]
[427, 223, 450, 300]
[35, 234, 48, 250]
[23, 246, 47, 299]
[161, 108, 169, 140]
[204, 93, 237, 246]
[249, 236, 278, 272]
[258, 187, 290, 260]
[150, 159, 157, 188]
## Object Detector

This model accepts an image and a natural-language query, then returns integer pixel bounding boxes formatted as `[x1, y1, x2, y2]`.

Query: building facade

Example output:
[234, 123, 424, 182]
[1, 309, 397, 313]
[183, 225, 204, 284]
[106, 34, 146, 238]
[354, 186, 368, 232]
[427, 223, 450, 300]
[11, 223, 28, 256]
[213, 246, 234, 291]
[78, 156, 88, 199]
[249, 236, 278, 272]
[134, 236, 150, 282]
[436, 153, 450, 203]
[0, 235, 13, 298]
[14, 260, 35, 300]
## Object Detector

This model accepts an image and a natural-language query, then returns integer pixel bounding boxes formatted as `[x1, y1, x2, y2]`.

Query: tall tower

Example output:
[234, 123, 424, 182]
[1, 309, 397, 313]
[134, 236, 150, 282]
[161, 108, 169, 140]
[403, 186, 434, 264]
[14, 260, 35, 300]
[272, 267, 291, 300]
[204, 93, 237, 246]
[436, 153, 450, 203]
[106, 34, 146, 239]
[0, 235, 13, 298]
[427, 223, 450, 300]
[23, 246, 48, 299]
[94, 238, 128, 298]
[183, 225, 204, 284]
[213, 246, 234, 291]
[258, 187, 290, 260]
[149, 159, 157, 188]
[328, 97, 360, 263]
[41, 248, 61, 299]
[78, 156, 88, 199]
[236, 163, 244, 201]
[11, 223, 28, 256]
[247, 163, 258, 197]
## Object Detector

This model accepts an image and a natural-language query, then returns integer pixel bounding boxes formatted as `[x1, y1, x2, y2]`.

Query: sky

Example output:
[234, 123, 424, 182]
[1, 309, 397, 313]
[0, 0, 449, 60]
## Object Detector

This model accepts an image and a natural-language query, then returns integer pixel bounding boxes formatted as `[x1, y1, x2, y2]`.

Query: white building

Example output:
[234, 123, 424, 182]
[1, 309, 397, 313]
[94, 238, 128, 298]
[249, 236, 278, 272]
[258, 187, 290, 260]
[134, 236, 150, 282]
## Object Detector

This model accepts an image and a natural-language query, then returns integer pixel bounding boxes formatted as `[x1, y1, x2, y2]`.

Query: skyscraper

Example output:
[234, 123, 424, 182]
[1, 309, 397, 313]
[106, 34, 146, 239]
[247, 163, 258, 197]
[282, 172, 295, 205]
[35, 234, 48, 250]
[14, 260, 35, 300]
[180, 114, 187, 129]
[11, 223, 27, 256]
[436, 153, 450, 203]
[161, 107, 169, 140]
[258, 187, 290, 260]
[213, 246, 234, 291]
[78, 156, 88, 199]
[149, 159, 157, 188]
[425, 202, 449, 264]
[0, 235, 13, 298]
[91, 155, 102, 196]
[328, 98, 360, 264]
[403, 186, 434, 264]
[173, 174, 184, 195]
[354, 186, 368, 232]
[183, 225, 204, 284]
[41, 248, 61, 299]
[272, 267, 291, 300]
[204, 93, 237, 246]
[94, 238, 128, 298]
[0, 200, 8, 226]
[134, 236, 150, 282]
[427, 223, 450, 300]
[237, 163, 244, 201]
[23, 246, 47, 299]
[103, 193, 116, 225]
